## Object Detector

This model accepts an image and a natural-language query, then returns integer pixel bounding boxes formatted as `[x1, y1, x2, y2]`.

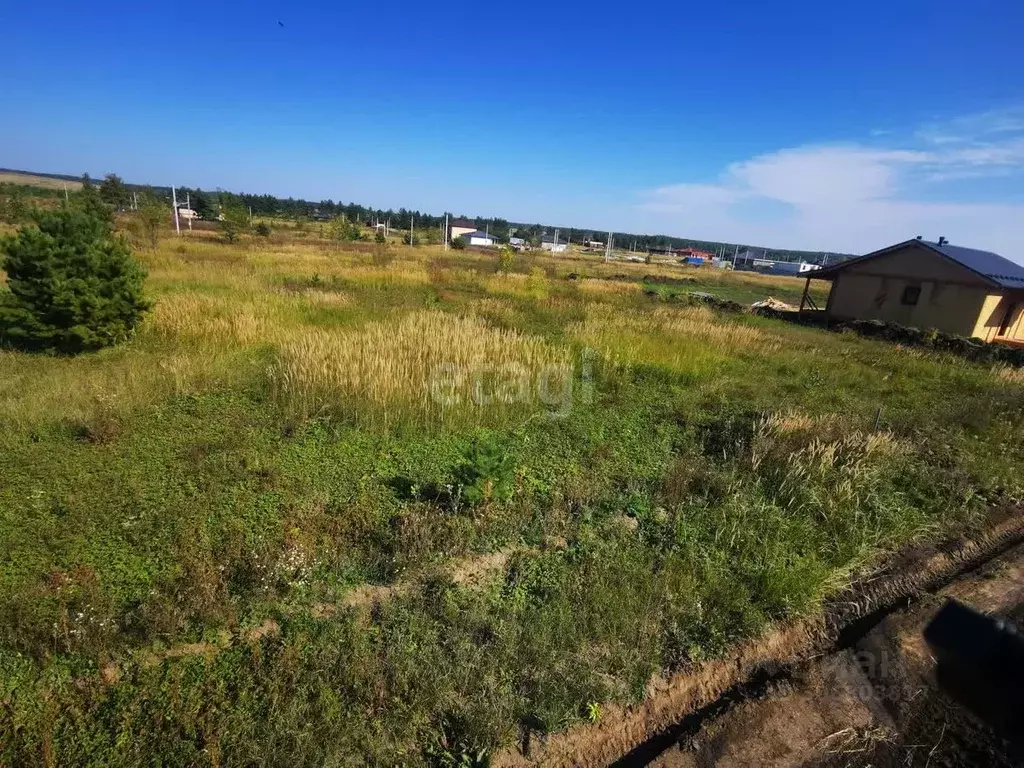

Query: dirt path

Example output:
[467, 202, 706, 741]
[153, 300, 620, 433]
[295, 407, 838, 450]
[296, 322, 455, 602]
[494, 510, 1024, 767]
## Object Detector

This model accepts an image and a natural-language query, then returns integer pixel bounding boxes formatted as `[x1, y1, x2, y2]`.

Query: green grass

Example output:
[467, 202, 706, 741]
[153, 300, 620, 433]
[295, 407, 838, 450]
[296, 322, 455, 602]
[2, 232, 1023, 766]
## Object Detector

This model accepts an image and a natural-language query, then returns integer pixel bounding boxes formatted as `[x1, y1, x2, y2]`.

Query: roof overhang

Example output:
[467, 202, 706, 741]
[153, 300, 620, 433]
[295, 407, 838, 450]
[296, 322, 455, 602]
[808, 239, 1003, 287]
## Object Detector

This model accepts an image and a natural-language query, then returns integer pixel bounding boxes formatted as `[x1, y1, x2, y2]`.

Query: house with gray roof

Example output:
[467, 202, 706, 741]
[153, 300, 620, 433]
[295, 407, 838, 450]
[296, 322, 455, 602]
[807, 237, 1024, 342]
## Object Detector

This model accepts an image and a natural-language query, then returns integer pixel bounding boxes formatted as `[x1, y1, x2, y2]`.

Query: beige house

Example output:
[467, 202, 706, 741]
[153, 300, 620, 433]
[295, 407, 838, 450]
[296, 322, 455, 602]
[803, 238, 1024, 343]
[449, 218, 477, 241]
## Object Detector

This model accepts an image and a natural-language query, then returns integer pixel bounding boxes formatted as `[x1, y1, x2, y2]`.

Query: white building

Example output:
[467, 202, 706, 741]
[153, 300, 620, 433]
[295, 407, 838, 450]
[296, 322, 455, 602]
[540, 235, 567, 253]
[463, 230, 496, 247]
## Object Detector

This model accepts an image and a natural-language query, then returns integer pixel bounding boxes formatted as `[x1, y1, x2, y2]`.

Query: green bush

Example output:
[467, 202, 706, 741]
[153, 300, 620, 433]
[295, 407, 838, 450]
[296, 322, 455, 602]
[455, 435, 516, 506]
[255, 221, 272, 237]
[497, 247, 515, 273]
[451, 235, 467, 250]
[374, 230, 387, 244]
[0, 209, 150, 353]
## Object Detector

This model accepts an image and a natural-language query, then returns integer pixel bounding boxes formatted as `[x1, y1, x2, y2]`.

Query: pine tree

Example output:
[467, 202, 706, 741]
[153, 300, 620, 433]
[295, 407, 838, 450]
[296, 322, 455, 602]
[99, 174, 131, 210]
[0, 209, 150, 353]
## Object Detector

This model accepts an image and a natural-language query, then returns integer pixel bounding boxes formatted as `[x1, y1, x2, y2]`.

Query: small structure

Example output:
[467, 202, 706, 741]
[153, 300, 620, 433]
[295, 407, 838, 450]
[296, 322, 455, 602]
[540, 235, 567, 253]
[803, 237, 1024, 343]
[509, 236, 527, 250]
[462, 230, 496, 247]
[177, 207, 200, 220]
[449, 218, 477, 241]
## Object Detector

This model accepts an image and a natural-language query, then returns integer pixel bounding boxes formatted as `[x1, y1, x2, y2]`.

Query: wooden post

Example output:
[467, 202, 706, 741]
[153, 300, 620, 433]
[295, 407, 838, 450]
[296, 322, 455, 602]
[799, 276, 811, 314]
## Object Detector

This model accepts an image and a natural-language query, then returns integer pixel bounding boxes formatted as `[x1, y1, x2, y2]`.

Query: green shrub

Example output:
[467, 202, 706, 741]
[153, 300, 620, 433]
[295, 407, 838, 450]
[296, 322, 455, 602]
[255, 221, 272, 237]
[0, 209, 150, 353]
[497, 247, 515, 273]
[451, 235, 467, 251]
[455, 435, 515, 506]
[374, 230, 387, 244]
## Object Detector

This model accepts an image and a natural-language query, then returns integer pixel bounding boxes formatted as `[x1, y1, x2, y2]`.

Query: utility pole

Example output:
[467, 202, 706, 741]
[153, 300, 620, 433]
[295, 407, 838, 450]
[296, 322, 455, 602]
[604, 232, 613, 263]
[732, 244, 739, 268]
[444, 213, 449, 251]
[63, 183, 69, 204]
[554, 228, 559, 252]
[186, 192, 193, 231]
[172, 186, 181, 236]
[410, 214, 414, 245]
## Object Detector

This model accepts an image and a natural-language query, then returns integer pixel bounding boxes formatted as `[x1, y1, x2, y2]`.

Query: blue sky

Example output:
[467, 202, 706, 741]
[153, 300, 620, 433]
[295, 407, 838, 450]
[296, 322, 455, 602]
[3, 0, 1023, 256]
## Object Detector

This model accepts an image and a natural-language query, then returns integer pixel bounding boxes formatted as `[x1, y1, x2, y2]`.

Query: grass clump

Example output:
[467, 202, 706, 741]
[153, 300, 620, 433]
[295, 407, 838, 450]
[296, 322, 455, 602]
[271, 310, 573, 428]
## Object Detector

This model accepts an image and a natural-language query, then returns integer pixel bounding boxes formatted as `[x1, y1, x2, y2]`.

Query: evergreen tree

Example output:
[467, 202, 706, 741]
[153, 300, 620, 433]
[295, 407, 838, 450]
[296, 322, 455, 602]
[99, 174, 131, 210]
[0, 209, 150, 353]
[190, 189, 214, 219]
[73, 175, 114, 224]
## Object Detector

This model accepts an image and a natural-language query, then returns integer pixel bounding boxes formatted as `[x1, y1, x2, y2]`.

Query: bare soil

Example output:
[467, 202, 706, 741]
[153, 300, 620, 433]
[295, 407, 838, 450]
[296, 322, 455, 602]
[495, 510, 1024, 767]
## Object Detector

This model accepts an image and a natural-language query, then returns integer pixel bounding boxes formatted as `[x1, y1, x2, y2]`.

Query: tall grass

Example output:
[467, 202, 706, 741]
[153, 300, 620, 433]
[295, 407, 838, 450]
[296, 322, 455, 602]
[271, 310, 573, 428]
[571, 304, 781, 373]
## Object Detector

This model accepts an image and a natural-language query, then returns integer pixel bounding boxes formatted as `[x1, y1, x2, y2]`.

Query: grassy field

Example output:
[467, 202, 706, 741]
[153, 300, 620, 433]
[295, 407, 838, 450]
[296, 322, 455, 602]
[0, 171, 83, 191]
[2, 228, 1023, 766]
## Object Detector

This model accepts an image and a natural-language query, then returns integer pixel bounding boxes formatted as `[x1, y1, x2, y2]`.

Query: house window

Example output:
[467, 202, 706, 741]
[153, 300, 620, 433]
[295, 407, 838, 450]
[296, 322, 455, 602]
[900, 284, 921, 306]
[998, 301, 1018, 337]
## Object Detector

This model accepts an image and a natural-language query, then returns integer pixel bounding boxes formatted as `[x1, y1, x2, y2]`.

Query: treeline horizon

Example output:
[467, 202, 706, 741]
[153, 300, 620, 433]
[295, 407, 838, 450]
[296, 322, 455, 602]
[0, 168, 857, 264]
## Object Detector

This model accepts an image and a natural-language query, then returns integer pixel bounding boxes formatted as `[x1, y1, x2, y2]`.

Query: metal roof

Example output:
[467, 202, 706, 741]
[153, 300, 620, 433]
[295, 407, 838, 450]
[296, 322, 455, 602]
[813, 239, 1024, 289]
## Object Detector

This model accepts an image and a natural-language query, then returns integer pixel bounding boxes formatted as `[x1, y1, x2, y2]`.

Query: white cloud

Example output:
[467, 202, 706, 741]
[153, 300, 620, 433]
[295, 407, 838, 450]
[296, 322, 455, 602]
[918, 107, 1024, 144]
[635, 111, 1024, 260]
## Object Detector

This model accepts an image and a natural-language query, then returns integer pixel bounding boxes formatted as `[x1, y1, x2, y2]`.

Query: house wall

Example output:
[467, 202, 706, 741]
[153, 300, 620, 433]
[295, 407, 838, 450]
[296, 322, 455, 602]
[974, 292, 1024, 342]
[450, 226, 476, 240]
[826, 245, 998, 338]
[468, 236, 494, 246]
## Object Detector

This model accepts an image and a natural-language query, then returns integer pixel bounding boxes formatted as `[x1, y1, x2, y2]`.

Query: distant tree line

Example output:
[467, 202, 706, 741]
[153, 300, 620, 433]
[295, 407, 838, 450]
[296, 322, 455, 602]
[0, 170, 858, 264]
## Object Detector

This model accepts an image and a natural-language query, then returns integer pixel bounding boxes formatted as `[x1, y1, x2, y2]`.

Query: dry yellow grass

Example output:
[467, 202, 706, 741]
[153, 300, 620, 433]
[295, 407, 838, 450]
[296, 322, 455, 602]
[145, 291, 296, 346]
[271, 310, 572, 427]
[0, 346, 243, 429]
[0, 171, 82, 191]
[993, 364, 1024, 385]
[574, 278, 642, 297]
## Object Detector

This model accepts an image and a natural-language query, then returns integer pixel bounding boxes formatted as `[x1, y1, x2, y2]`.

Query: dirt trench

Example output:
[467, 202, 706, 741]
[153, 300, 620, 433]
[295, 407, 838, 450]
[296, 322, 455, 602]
[494, 510, 1024, 767]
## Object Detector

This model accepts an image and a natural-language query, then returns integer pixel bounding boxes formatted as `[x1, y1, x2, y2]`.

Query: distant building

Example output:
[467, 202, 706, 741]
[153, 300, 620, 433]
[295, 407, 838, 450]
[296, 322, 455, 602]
[449, 218, 477, 241]
[766, 261, 820, 275]
[676, 247, 714, 260]
[509, 236, 528, 250]
[177, 207, 200, 220]
[540, 235, 567, 253]
[734, 250, 819, 275]
[462, 230, 496, 247]
[807, 237, 1024, 342]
